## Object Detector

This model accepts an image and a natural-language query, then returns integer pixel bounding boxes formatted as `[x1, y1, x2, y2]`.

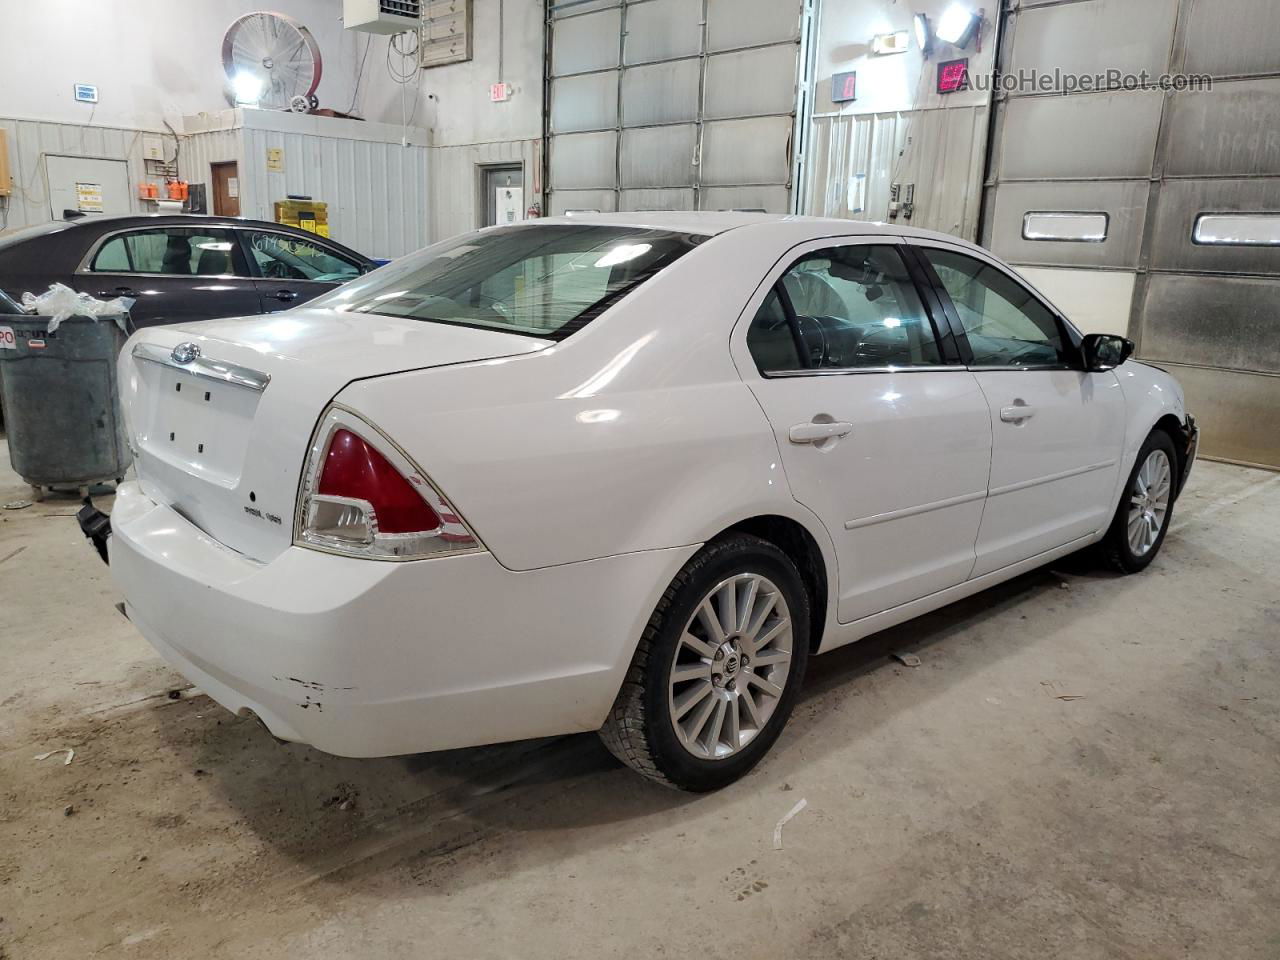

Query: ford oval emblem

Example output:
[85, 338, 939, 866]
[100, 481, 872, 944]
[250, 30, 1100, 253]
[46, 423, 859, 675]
[171, 342, 201, 364]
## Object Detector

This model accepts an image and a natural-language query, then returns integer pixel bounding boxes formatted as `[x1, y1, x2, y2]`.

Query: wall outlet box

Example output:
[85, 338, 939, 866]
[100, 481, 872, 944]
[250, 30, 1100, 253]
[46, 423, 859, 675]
[142, 135, 165, 162]
[489, 82, 512, 102]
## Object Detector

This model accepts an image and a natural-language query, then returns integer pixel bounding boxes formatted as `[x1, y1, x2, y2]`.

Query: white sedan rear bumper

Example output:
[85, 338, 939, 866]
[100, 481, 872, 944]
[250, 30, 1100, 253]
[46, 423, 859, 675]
[109, 482, 695, 757]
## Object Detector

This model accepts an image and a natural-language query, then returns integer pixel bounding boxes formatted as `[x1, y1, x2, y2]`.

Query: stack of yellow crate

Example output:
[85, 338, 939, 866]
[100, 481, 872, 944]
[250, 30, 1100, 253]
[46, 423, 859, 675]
[274, 198, 330, 238]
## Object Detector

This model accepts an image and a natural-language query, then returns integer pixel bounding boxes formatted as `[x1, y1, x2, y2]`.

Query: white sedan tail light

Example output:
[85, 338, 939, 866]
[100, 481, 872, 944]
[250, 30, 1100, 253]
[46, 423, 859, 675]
[296, 406, 481, 560]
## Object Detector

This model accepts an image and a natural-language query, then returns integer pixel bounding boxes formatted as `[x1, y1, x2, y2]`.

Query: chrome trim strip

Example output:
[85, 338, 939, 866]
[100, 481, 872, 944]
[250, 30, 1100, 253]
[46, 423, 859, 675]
[765, 365, 958, 378]
[988, 459, 1117, 498]
[131, 342, 271, 392]
[844, 489, 987, 531]
[967, 364, 1076, 372]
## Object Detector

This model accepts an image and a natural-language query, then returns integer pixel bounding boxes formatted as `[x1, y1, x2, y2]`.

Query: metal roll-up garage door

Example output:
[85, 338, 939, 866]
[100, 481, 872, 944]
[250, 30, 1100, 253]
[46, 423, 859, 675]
[981, 0, 1280, 468]
[545, 0, 809, 215]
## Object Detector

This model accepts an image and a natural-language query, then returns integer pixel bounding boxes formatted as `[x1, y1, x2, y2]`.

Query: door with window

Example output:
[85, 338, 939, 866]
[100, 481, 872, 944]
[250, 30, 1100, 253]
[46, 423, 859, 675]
[734, 240, 992, 623]
[75, 226, 258, 328]
[914, 243, 1127, 576]
[238, 230, 365, 312]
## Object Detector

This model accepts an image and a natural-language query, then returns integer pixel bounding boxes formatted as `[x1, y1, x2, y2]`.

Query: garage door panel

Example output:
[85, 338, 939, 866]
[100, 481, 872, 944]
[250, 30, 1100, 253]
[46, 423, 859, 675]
[622, 60, 701, 126]
[1181, 0, 1280, 77]
[1142, 273, 1280, 375]
[704, 46, 797, 120]
[986, 181, 1149, 268]
[549, 189, 618, 216]
[1150, 178, 1280, 274]
[552, 8, 621, 75]
[623, 0, 703, 65]
[1164, 78, 1280, 178]
[550, 131, 617, 190]
[551, 73, 618, 134]
[706, 0, 800, 52]
[619, 188, 696, 211]
[999, 92, 1162, 180]
[701, 117, 792, 185]
[620, 125, 697, 188]
[701, 185, 791, 213]
[1154, 363, 1280, 468]
[1009, 0, 1178, 80]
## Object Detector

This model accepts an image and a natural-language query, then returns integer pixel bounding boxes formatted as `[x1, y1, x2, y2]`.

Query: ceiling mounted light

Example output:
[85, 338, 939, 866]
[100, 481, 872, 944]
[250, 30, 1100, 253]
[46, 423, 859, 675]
[935, 4, 981, 48]
[913, 13, 933, 57]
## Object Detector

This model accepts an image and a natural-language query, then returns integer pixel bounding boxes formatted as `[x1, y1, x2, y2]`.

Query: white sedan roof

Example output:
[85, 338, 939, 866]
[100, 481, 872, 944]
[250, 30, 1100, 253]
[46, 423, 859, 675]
[534, 211, 970, 247]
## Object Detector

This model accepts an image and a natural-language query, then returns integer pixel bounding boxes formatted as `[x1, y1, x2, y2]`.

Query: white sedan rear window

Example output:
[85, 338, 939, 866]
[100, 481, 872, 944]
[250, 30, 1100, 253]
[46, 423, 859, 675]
[328, 225, 702, 339]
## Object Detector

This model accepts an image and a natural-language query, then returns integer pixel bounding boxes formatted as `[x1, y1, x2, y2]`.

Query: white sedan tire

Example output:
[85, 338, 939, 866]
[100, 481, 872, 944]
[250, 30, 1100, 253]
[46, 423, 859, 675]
[599, 533, 811, 791]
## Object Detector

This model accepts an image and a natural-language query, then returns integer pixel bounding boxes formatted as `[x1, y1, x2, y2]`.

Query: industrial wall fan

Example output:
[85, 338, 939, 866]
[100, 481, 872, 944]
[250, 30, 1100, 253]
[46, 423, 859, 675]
[222, 11, 323, 112]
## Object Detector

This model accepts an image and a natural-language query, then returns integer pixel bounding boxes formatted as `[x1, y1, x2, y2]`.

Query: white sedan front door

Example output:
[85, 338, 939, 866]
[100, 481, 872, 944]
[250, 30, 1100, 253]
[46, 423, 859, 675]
[734, 239, 992, 624]
[914, 243, 1127, 576]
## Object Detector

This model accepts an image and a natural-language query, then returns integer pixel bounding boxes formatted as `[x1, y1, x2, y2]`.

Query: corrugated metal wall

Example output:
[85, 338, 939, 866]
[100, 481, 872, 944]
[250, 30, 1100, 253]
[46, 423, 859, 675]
[181, 111, 432, 260]
[806, 105, 990, 239]
[981, 0, 1280, 468]
[544, 0, 806, 215]
[430, 139, 539, 240]
[0, 117, 153, 231]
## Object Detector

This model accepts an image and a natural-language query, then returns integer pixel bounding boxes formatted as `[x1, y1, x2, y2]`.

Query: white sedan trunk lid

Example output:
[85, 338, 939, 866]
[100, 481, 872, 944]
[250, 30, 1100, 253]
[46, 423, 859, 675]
[119, 308, 550, 562]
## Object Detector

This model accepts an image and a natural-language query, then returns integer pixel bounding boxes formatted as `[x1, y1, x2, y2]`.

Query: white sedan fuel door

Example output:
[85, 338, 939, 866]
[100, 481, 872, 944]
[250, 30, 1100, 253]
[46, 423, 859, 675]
[737, 241, 992, 624]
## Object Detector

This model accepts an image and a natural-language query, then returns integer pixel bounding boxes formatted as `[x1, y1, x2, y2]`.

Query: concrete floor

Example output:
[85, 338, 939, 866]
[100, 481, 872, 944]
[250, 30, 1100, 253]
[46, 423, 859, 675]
[1, 446, 1278, 960]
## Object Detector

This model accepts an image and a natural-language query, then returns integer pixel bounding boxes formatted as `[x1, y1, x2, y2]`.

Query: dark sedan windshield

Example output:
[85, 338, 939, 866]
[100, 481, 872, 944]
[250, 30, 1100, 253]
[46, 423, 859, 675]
[323, 224, 702, 339]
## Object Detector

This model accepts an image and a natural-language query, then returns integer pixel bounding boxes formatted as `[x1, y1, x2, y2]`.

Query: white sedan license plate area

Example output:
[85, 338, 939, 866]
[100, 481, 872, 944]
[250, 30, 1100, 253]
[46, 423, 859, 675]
[136, 363, 262, 485]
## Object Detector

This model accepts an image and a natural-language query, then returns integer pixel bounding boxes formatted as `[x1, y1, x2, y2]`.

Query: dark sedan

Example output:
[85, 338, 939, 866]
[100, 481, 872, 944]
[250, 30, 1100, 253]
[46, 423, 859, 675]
[0, 215, 377, 328]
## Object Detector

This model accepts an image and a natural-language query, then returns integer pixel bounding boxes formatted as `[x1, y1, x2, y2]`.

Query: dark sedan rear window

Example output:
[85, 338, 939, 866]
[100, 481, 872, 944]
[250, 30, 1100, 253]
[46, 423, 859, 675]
[320, 224, 702, 339]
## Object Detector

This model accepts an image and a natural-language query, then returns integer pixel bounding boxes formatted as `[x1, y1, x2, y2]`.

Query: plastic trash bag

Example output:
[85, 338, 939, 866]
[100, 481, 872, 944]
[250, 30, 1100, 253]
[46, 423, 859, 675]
[20, 283, 134, 333]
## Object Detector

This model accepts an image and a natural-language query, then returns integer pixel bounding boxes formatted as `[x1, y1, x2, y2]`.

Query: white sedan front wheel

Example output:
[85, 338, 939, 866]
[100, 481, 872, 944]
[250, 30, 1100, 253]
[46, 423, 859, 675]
[1103, 429, 1179, 573]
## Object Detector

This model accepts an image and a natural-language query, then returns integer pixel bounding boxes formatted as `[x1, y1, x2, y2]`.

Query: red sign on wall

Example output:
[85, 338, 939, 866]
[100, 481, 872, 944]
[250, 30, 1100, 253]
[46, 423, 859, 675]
[832, 70, 857, 103]
[936, 58, 970, 94]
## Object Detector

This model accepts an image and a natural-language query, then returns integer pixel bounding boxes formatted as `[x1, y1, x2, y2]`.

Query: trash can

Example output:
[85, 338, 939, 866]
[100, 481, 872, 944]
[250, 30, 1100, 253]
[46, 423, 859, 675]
[0, 314, 133, 499]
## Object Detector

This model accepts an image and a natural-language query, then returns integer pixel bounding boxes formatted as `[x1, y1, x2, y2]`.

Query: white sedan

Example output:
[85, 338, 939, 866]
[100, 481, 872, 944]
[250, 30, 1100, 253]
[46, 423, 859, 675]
[98, 214, 1198, 791]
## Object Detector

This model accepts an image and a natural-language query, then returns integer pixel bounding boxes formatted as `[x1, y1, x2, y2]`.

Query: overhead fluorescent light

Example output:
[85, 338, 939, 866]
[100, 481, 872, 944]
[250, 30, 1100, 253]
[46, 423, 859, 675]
[936, 4, 981, 48]
[913, 13, 933, 56]
[871, 30, 911, 55]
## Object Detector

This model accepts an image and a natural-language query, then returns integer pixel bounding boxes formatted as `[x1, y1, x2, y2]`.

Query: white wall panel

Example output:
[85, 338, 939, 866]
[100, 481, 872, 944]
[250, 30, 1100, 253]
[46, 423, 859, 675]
[620, 125, 697, 188]
[430, 138, 537, 242]
[183, 110, 431, 259]
[551, 73, 619, 134]
[0, 117, 153, 232]
[1017, 267, 1138, 336]
[701, 117, 793, 185]
[706, 0, 800, 51]
[704, 46, 799, 120]
[552, 8, 621, 75]
[621, 60, 701, 126]
[624, 0, 703, 64]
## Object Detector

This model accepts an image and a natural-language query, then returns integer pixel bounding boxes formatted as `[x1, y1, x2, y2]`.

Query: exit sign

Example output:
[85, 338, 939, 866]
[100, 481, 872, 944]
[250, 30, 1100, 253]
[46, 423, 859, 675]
[489, 82, 512, 102]
[831, 71, 857, 103]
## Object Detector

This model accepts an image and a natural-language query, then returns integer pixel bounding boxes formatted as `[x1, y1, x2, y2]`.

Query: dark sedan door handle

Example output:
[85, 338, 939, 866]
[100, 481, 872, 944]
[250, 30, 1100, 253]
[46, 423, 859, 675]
[272, 289, 299, 303]
[98, 286, 139, 298]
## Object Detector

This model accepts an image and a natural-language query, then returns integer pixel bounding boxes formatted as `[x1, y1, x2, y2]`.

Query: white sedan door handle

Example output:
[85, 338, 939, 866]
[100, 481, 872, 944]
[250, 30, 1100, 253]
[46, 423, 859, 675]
[1000, 402, 1036, 423]
[789, 421, 854, 444]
